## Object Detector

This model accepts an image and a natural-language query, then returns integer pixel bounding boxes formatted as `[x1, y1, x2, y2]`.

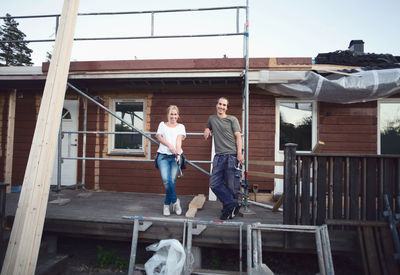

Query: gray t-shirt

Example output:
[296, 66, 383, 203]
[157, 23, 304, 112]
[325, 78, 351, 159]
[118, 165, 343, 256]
[206, 115, 241, 155]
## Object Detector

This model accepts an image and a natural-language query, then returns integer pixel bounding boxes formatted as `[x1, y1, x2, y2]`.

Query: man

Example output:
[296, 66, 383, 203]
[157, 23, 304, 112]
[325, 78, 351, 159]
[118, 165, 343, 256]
[204, 97, 244, 220]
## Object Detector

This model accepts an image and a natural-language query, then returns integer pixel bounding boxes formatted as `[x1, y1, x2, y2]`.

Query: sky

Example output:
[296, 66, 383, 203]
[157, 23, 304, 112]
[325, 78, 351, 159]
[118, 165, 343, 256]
[1, 0, 399, 66]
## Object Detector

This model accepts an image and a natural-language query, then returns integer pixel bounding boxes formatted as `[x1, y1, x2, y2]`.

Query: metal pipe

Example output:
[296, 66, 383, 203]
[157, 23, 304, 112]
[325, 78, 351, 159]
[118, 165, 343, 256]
[243, 0, 250, 209]
[2, 32, 246, 43]
[128, 219, 139, 275]
[56, 119, 62, 192]
[0, 6, 247, 20]
[246, 225, 252, 273]
[185, 221, 193, 275]
[315, 227, 326, 275]
[82, 98, 87, 188]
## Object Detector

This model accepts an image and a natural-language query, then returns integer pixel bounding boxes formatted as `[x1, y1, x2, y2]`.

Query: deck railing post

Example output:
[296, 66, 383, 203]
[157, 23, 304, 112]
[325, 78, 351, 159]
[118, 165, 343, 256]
[283, 143, 297, 225]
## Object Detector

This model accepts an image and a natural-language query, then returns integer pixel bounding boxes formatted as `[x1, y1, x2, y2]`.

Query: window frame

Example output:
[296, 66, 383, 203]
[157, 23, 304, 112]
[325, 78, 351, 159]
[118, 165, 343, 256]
[377, 98, 400, 155]
[275, 98, 318, 153]
[108, 98, 146, 156]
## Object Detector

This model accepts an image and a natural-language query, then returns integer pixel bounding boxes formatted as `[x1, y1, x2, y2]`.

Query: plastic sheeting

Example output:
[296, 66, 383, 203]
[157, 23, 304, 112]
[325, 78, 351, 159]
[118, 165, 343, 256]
[257, 68, 400, 104]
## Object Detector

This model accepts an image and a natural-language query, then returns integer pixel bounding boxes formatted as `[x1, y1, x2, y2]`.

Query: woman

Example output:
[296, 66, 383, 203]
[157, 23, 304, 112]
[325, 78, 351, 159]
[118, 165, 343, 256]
[156, 105, 186, 216]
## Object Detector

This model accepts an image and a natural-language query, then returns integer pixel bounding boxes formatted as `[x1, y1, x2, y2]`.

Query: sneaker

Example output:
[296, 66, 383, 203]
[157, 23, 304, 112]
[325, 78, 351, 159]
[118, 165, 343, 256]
[230, 204, 241, 219]
[173, 199, 182, 215]
[220, 210, 231, 220]
[163, 204, 170, 216]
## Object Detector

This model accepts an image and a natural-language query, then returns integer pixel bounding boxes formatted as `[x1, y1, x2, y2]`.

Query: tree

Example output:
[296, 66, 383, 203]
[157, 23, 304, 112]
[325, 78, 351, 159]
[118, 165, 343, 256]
[0, 13, 33, 66]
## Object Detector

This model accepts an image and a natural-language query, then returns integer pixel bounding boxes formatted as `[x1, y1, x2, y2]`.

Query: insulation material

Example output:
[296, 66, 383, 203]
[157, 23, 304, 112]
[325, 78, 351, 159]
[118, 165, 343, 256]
[257, 68, 400, 104]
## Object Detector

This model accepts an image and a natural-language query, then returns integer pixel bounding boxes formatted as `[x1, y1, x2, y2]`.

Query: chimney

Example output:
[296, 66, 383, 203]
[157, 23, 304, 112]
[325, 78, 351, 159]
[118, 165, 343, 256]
[348, 40, 364, 55]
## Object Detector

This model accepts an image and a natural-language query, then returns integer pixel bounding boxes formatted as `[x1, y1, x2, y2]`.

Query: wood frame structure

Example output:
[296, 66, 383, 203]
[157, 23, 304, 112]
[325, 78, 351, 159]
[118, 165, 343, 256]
[1, 1, 80, 274]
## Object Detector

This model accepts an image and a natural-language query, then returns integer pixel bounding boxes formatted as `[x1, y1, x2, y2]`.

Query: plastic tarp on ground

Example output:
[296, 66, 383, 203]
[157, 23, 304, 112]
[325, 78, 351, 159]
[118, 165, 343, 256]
[257, 68, 400, 104]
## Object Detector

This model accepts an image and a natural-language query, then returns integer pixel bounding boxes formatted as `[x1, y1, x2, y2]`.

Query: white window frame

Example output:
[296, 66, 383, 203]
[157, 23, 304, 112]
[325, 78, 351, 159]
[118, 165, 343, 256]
[275, 99, 318, 154]
[108, 98, 146, 155]
[377, 98, 400, 155]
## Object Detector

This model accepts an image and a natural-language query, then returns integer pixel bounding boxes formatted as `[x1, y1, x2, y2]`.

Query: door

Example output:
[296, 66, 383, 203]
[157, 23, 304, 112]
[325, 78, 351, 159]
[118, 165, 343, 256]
[51, 99, 79, 186]
[274, 99, 317, 198]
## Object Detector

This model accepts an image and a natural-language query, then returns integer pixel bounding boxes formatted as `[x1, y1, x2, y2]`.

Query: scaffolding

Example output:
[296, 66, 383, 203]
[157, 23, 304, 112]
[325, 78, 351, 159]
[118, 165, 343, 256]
[1, 2, 252, 207]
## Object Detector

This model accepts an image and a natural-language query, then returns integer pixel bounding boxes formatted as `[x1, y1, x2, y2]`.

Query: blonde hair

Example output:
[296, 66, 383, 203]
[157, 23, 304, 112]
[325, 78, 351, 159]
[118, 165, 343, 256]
[167, 105, 180, 119]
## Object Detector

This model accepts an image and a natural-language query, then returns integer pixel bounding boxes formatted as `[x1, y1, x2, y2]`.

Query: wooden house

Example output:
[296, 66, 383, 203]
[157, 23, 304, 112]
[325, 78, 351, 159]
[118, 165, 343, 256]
[0, 57, 399, 197]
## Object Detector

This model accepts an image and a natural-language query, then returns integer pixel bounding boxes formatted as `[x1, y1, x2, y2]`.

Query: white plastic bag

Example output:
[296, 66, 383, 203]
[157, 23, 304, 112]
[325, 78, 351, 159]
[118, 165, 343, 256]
[144, 239, 186, 275]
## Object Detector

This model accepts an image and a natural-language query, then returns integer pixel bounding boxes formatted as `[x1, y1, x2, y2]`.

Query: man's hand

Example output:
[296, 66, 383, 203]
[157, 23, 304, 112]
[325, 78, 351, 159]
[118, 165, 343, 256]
[203, 128, 212, 140]
[237, 152, 244, 164]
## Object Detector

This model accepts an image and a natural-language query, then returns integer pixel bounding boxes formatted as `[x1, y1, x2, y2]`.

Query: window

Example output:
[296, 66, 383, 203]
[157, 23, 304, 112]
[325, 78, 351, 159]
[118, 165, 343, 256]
[379, 100, 400, 154]
[277, 100, 317, 151]
[109, 98, 146, 155]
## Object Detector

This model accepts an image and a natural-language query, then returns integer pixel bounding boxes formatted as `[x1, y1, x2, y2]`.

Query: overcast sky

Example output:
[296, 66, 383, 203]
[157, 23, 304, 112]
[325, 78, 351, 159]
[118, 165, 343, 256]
[1, 0, 399, 66]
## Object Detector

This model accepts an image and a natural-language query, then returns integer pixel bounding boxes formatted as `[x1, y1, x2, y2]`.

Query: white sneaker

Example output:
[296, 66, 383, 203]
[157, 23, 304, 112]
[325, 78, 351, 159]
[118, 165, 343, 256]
[173, 199, 182, 215]
[163, 204, 170, 216]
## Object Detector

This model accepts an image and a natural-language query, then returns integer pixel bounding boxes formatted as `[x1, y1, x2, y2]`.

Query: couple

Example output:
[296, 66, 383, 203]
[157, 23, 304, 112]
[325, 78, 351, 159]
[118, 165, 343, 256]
[156, 97, 243, 220]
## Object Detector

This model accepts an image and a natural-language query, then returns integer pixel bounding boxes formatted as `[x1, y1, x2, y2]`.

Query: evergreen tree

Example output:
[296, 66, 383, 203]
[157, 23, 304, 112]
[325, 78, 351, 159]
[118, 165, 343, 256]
[0, 13, 33, 66]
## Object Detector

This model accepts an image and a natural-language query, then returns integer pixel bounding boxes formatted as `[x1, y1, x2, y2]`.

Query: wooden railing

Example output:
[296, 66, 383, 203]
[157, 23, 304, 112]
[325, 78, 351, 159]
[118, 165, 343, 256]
[283, 143, 400, 225]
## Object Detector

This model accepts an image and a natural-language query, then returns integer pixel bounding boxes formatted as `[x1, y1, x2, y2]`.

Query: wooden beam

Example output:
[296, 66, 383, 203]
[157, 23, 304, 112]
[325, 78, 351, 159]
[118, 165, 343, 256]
[4, 90, 16, 193]
[185, 194, 206, 218]
[1, 1, 80, 274]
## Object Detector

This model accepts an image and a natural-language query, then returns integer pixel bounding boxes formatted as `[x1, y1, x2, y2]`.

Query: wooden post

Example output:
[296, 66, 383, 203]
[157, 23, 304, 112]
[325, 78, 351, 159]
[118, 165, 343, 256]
[283, 143, 297, 225]
[1, 1, 79, 274]
[4, 89, 16, 193]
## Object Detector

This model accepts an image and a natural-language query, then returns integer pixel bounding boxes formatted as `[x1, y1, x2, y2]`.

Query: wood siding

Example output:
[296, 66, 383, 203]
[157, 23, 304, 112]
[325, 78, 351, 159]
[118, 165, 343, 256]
[0, 84, 385, 195]
[11, 91, 37, 187]
[319, 101, 377, 154]
[0, 92, 8, 183]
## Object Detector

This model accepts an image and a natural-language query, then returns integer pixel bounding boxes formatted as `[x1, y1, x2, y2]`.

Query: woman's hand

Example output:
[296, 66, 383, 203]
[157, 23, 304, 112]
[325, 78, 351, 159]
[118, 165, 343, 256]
[175, 154, 181, 163]
[168, 145, 177, 154]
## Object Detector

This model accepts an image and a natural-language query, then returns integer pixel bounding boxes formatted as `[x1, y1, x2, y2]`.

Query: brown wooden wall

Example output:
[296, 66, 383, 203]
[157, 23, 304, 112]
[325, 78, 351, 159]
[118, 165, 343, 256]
[11, 90, 38, 187]
[0, 92, 8, 183]
[319, 101, 377, 154]
[0, 84, 383, 194]
[74, 86, 278, 195]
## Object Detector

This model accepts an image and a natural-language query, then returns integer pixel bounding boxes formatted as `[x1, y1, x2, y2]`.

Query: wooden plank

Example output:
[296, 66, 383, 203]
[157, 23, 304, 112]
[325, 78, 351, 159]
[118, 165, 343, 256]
[189, 194, 206, 209]
[1, 1, 80, 274]
[332, 157, 343, 220]
[248, 171, 283, 179]
[316, 157, 327, 225]
[248, 160, 283, 167]
[366, 158, 377, 220]
[185, 194, 206, 218]
[363, 227, 381, 275]
[349, 158, 360, 220]
[300, 157, 311, 225]
[4, 90, 16, 193]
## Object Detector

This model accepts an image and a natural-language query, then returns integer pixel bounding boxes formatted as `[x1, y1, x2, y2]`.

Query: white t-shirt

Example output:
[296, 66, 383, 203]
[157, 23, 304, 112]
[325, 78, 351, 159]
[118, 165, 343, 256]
[156, 122, 186, 154]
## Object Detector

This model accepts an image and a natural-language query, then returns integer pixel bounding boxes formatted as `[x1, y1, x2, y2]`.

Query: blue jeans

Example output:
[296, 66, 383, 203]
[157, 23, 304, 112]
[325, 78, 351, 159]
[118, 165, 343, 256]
[209, 154, 242, 212]
[157, 153, 181, 205]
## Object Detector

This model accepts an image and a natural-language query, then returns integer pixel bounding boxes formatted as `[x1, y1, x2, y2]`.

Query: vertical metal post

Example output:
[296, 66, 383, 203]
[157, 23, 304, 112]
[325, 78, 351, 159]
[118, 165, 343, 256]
[246, 224, 252, 273]
[56, 118, 63, 191]
[236, 8, 239, 33]
[243, 0, 250, 210]
[151, 12, 154, 36]
[128, 218, 139, 275]
[55, 15, 60, 34]
[283, 143, 297, 225]
[82, 98, 87, 188]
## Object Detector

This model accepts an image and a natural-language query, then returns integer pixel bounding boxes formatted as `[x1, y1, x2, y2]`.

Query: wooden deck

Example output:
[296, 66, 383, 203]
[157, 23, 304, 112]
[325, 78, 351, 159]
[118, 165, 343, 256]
[4, 189, 357, 253]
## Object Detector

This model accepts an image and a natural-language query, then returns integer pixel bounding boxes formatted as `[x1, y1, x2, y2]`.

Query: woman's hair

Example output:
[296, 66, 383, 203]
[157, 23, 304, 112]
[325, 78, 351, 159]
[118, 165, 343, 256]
[167, 105, 180, 118]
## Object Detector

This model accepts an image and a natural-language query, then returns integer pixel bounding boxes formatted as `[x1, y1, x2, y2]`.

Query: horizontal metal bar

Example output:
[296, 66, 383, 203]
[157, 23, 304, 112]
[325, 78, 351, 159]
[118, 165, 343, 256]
[62, 157, 211, 165]
[0, 6, 247, 20]
[297, 153, 400, 158]
[122, 215, 244, 227]
[1, 33, 246, 44]
[61, 130, 204, 136]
